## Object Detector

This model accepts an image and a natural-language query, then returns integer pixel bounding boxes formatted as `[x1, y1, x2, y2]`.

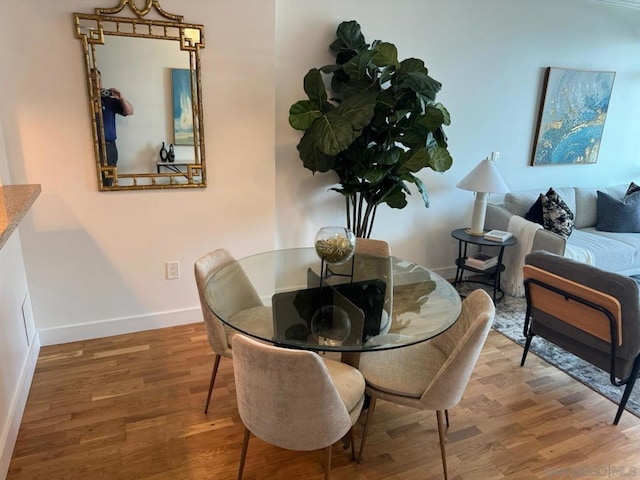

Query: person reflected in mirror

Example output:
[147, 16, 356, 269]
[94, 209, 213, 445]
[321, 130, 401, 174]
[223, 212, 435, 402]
[92, 69, 134, 187]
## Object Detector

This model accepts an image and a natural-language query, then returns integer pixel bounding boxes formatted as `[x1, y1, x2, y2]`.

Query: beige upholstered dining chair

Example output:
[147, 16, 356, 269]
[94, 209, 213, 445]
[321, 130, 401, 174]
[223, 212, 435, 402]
[354, 237, 391, 258]
[354, 238, 393, 333]
[194, 248, 264, 414]
[232, 334, 366, 480]
[357, 289, 495, 480]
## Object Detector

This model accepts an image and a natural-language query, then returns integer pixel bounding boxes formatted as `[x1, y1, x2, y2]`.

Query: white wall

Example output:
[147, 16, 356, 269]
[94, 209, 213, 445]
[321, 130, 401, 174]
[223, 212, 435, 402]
[275, 0, 640, 272]
[1, 0, 276, 344]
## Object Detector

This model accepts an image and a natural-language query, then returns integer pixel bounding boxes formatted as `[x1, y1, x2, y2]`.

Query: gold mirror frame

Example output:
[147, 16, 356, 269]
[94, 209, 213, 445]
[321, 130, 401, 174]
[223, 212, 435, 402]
[74, 0, 206, 191]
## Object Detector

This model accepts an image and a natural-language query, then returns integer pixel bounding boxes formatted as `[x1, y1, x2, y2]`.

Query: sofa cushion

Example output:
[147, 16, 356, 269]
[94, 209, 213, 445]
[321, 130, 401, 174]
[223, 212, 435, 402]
[574, 184, 628, 228]
[597, 190, 640, 233]
[542, 189, 574, 238]
[568, 228, 639, 273]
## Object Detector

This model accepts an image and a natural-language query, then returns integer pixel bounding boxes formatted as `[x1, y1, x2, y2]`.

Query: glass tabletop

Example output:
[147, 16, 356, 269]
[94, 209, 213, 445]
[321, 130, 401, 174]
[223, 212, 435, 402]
[204, 247, 462, 352]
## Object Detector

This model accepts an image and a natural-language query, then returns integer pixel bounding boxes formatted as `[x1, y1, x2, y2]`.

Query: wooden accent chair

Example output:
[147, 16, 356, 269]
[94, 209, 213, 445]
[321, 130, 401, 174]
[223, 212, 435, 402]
[194, 248, 264, 414]
[522, 250, 640, 425]
[357, 289, 495, 480]
[231, 334, 366, 480]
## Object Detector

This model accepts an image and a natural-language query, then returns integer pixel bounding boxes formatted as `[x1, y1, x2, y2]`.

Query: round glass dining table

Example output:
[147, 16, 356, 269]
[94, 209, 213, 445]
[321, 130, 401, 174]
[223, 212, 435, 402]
[205, 247, 462, 353]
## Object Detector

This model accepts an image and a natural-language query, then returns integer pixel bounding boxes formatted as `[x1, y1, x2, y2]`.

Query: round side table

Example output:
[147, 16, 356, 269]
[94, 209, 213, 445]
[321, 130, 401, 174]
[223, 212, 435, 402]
[451, 228, 518, 301]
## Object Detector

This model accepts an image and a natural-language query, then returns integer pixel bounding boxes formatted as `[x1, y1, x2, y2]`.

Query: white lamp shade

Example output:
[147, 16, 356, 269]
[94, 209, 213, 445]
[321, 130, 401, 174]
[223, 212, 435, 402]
[457, 158, 509, 235]
[456, 158, 509, 194]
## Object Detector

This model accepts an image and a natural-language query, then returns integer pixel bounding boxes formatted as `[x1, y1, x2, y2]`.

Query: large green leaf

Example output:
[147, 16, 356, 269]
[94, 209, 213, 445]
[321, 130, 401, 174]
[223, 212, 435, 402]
[398, 128, 428, 149]
[427, 146, 453, 172]
[376, 147, 403, 166]
[399, 148, 429, 173]
[297, 131, 337, 172]
[343, 50, 376, 81]
[330, 20, 367, 54]
[303, 69, 327, 105]
[362, 169, 387, 184]
[372, 42, 399, 67]
[433, 102, 451, 126]
[289, 100, 322, 131]
[382, 187, 408, 209]
[309, 111, 357, 156]
[416, 106, 445, 132]
[399, 72, 441, 101]
[398, 58, 426, 75]
[336, 89, 378, 130]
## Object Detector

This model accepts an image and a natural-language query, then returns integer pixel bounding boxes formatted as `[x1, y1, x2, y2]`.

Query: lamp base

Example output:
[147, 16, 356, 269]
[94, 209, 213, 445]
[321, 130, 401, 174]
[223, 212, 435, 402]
[464, 228, 486, 236]
[466, 192, 490, 237]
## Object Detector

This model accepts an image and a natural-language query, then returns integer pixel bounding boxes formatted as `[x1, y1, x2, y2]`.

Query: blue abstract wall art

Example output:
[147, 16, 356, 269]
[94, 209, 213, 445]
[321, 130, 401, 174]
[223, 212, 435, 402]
[171, 68, 194, 145]
[531, 67, 615, 166]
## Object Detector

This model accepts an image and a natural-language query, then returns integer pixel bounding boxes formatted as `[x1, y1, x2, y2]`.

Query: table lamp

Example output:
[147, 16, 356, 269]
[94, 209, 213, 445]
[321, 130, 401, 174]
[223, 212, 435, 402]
[456, 152, 509, 235]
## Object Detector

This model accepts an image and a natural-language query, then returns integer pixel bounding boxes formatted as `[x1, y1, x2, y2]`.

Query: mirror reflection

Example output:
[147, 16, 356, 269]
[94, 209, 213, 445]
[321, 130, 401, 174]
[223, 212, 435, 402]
[74, 1, 206, 191]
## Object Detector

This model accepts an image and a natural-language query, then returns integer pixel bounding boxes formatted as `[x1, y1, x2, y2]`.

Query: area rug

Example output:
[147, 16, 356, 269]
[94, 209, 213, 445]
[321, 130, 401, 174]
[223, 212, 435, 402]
[490, 291, 640, 419]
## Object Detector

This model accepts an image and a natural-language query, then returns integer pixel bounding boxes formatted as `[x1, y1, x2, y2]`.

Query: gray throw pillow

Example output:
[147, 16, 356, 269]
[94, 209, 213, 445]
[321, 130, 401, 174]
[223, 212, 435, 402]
[626, 181, 640, 197]
[542, 188, 574, 238]
[597, 190, 640, 232]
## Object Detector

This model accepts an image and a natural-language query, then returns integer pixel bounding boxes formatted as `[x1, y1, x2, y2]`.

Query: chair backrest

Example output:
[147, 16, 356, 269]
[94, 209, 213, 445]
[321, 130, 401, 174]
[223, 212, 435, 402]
[355, 238, 391, 257]
[524, 250, 640, 374]
[354, 238, 393, 333]
[419, 289, 495, 410]
[194, 248, 262, 356]
[232, 334, 354, 451]
[523, 263, 622, 345]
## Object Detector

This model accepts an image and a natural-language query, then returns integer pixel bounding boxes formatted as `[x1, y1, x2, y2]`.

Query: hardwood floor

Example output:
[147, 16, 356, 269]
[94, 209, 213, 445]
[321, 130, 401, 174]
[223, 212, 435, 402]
[7, 324, 640, 479]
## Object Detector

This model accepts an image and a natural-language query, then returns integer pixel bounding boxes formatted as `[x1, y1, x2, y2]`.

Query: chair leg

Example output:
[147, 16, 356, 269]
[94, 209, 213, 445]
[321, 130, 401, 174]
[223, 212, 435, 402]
[349, 426, 356, 461]
[357, 396, 377, 463]
[436, 410, 449, 480]
[445, 409, 450, 428]
[238, 426, 251, 480]
[204, 354, 221, 414]
[520, 335, 533, 366]
[324, 444, 332, 480]
[614, 355, 640, 425]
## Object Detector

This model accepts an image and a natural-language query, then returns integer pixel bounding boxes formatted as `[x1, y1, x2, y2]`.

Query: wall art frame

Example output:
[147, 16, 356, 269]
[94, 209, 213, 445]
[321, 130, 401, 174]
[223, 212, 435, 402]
[531, 67, 615, 166]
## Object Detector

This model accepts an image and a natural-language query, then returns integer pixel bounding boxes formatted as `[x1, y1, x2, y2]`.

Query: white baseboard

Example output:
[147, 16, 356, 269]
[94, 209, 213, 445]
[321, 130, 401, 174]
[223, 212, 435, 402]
[0, 332, 40, 480]
[38, 307, 202, 346]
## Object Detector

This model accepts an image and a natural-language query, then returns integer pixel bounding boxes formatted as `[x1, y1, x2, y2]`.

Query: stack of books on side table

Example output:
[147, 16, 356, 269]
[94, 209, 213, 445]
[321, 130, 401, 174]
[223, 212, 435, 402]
[465, 252, 499, 270]
[483, 229, 513, 242]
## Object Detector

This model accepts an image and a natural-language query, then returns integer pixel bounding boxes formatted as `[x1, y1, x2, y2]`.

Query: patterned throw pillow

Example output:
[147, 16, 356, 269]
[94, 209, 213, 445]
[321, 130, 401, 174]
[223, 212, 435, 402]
[597, 190, 640, 232]
[626, 181, 640, 197]
[541, 188, 574, 238]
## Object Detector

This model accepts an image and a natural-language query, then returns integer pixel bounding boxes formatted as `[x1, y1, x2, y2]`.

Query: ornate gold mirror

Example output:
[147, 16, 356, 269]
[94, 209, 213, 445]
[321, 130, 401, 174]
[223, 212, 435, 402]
[74, 0, 206, 191]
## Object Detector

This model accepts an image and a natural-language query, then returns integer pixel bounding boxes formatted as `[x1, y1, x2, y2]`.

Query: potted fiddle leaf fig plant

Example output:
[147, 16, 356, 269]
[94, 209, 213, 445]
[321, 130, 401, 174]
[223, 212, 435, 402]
[289, 20, 453, 238]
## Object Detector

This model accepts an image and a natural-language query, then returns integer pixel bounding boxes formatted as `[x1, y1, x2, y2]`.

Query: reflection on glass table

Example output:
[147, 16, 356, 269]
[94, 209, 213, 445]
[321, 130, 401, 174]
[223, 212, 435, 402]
[205, 248, 462, 353]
